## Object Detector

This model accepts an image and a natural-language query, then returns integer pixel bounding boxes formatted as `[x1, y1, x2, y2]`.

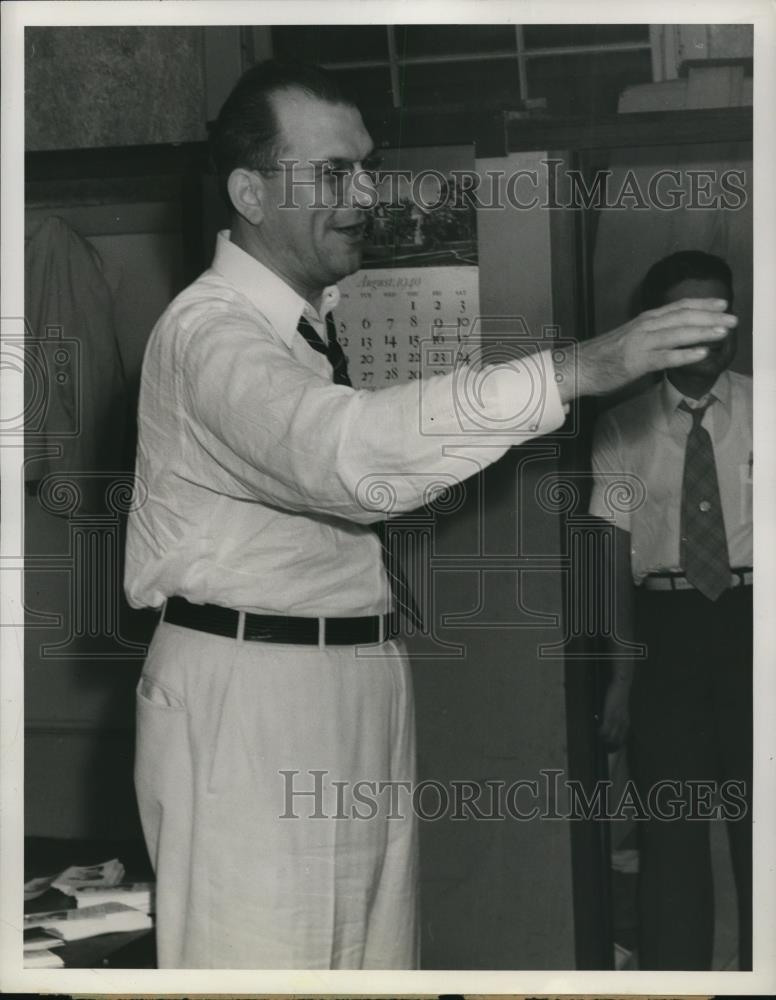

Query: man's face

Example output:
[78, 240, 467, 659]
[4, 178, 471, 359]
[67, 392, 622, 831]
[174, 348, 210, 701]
[662, 276, 738, 379]
[257, 88, 375, 299]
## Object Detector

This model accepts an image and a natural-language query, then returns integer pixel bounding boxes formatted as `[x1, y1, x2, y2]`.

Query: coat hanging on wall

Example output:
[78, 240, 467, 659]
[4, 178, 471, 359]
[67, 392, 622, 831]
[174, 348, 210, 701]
[25, 215, 129, 514]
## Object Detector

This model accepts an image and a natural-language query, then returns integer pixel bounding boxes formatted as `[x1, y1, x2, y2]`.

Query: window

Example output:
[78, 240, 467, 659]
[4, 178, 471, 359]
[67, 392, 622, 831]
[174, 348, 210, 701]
[270, 24, 653, 116]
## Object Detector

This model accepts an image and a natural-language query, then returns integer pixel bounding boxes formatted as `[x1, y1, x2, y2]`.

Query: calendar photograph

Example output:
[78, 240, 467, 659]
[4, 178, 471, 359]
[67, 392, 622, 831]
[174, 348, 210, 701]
[362, 149, 478, 269]
[336, 145, 481, 388]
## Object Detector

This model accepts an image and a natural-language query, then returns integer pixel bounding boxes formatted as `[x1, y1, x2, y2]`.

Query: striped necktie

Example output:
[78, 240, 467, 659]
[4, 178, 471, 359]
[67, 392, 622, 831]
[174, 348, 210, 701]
[296, 312, 352, 387]
[295, 311, 423, 631]
[679, 399, 731, 601]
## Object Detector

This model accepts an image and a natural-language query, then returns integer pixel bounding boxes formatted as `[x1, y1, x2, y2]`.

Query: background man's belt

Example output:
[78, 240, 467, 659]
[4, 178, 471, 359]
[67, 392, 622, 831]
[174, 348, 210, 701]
[640, 568, 752, 591]
[162, 595, 390, 645]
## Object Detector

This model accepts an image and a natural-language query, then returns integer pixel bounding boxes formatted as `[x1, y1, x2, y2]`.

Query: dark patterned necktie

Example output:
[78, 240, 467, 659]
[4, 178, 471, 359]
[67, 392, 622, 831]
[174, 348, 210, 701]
[296, 313, 352, 387]
[295, 311, 423, 631]
[679, 399, 731, 601]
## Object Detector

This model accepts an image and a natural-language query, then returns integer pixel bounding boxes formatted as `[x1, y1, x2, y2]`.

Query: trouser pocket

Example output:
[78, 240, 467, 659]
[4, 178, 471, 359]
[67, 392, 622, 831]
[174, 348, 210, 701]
[134, 673, 191, 871]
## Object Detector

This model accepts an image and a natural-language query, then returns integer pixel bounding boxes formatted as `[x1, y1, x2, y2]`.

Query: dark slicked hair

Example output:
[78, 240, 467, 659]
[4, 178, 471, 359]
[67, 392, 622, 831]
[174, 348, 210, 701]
[641, 250, 734, 311]
[209, 59, 354, 204]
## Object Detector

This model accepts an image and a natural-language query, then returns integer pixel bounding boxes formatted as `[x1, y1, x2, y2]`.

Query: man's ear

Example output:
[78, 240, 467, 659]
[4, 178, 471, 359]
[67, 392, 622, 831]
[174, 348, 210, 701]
[227, 168, 265, 225]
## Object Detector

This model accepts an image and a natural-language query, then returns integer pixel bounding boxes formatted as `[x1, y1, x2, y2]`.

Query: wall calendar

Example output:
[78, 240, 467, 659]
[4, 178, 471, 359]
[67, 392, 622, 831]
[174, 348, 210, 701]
[334, 145, 480, 388]
[336, 265, 479, 388]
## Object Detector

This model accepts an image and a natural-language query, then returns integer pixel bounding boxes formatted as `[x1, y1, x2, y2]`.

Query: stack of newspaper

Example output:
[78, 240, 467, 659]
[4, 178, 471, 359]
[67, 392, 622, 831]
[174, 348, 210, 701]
[23, 927, 65, 968]
[24, 901, 152, 943]
[23, 858, 154, 968]
[71, 881, 155, 914]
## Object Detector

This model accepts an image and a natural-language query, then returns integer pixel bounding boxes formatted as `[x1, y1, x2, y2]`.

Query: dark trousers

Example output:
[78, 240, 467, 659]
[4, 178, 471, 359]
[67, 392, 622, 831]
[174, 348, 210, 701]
[629, 584, 752, 970]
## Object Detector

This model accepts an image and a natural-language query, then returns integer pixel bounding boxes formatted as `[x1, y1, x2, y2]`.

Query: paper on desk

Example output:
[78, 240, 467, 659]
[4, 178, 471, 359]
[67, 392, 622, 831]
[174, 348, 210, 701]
[51, 858, 125, 896]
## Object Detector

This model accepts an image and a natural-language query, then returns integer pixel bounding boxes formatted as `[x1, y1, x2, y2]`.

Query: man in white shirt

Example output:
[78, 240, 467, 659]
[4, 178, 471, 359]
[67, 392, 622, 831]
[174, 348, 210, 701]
[591, 250, 752, 969]
[125, 62, 739, 969]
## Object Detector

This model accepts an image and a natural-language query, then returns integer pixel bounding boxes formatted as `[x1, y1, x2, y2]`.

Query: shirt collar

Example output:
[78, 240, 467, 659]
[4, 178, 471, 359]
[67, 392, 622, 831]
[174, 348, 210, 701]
[660, 369, 733, 423]
[211, 230, 341, 349]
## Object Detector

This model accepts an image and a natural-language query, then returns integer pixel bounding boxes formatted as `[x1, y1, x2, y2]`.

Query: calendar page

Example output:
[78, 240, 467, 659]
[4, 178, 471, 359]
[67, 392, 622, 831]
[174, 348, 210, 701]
[336, 266, 479, 389]
[335, 145, 480, 388]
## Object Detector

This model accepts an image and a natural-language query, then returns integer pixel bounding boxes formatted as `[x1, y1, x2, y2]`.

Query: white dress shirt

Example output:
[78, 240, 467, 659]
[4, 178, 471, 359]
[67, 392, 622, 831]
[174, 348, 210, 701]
[589, 369, 753, 583]
[125, 231, 565, 616]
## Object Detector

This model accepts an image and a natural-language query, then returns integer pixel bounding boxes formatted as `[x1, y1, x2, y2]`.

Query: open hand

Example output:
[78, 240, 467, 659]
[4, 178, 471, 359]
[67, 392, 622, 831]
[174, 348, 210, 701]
[555, 298, 737, 401]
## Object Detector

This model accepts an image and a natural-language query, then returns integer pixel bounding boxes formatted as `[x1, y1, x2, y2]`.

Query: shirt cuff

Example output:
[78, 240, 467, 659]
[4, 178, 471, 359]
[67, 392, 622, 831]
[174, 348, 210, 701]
[479, 349, 567, 440]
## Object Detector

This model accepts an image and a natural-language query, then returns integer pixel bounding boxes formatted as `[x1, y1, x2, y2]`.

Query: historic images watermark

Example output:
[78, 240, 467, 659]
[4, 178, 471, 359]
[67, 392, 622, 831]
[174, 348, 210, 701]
[274, 157, 748, 213]
[279, 768, 748, 823]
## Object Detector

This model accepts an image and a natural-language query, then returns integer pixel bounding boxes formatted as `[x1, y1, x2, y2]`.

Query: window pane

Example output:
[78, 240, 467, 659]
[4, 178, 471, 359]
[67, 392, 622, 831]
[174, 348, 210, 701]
[396, 24, 516, 58]
[523, 24, 651, 49]
[271, 26, 389, 64]
[527, 50, 653, 116]
[398, 58, 521, 109]
[328, 67, 394, 111]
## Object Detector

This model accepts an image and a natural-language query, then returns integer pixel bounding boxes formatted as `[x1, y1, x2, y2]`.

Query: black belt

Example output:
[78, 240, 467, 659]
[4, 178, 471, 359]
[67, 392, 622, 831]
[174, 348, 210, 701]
[640, 567, 752, 591]
[162, 596, 390, 645]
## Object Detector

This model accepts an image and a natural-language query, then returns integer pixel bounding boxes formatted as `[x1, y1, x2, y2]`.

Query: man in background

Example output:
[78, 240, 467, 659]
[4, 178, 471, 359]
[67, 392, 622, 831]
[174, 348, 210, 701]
[125, 62, 739, 969]
[592, 250, 752, 969]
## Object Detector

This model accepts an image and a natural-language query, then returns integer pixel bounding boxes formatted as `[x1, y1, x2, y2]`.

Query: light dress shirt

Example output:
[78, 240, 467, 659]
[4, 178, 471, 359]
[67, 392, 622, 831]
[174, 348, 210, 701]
[124, 230, 565, 617]
[589, 369, 753, 583]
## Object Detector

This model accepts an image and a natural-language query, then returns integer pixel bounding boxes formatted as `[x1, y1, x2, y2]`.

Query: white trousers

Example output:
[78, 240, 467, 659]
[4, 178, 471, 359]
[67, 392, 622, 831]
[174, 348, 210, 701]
[134, 621, 419, 969]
